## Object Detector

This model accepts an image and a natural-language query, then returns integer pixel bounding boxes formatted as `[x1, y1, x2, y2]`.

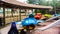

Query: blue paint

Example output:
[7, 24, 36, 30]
[37, 20, 44, 23]
[54, 14, 59, 16]
[21, 18, 37, 26]
[15, 14, 43, 26]
[15, 18, 44, 26]
[15, 21, 21, 24]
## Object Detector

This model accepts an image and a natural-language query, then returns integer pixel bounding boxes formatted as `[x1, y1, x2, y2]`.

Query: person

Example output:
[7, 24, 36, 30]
[33, 19, 60, 32]
[8, 22, 19, 34]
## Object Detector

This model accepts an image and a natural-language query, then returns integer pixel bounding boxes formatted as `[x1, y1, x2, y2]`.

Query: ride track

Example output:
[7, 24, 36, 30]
[15, 14, 60, 34]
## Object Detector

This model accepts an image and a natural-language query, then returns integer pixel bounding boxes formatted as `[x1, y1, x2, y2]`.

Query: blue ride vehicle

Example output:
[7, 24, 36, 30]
[54, 14, 59, 16]
[16, 14, 44, 26]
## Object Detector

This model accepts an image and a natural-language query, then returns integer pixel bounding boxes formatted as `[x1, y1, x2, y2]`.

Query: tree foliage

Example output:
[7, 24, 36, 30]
[27, 0, 60, 14]
[27, 0, 39, 4]
[27, 0, 60, 7]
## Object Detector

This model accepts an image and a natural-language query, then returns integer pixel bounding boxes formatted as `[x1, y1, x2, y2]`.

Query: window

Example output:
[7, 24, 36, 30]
[0, 7, 3, 17]
[21, 10, 25, 13]
[0, 7, 3, 14]
[5, 8, 12, 17]
[12, 9, 19, 16]
[20, 9, 26, 15]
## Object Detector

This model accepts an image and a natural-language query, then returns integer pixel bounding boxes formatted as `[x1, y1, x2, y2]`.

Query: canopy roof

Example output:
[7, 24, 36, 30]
[0, 0, 53, 10]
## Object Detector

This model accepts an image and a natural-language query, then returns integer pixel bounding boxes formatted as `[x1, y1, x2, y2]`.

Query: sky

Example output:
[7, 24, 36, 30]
[46, 0, 52, 1]
[17, 0, 27, 2]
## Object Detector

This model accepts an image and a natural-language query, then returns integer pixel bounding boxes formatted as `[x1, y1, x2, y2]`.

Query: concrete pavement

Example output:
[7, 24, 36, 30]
[0, 21, 60, 34]
[0, 24, 11, 34]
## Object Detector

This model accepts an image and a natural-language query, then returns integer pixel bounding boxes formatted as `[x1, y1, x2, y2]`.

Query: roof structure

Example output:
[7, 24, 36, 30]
[0, 0, 53, 10]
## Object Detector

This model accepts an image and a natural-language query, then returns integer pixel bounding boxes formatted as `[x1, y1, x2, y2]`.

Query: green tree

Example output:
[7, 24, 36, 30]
[27, 0, 60, 14]
[27, 0, 39, 4]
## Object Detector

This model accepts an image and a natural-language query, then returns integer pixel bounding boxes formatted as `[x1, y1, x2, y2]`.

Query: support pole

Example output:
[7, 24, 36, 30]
[11, 8, 14, 21]
[19, 9, 21, 21]
[3, 7, 5, 26]
[17, 9, 18, 21]
[25, 9, 27, 17]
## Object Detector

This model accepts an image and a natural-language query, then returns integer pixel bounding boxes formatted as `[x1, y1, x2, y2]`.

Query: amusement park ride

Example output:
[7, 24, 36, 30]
[8, 10, 60, 34]
[0, 0, 60, 34]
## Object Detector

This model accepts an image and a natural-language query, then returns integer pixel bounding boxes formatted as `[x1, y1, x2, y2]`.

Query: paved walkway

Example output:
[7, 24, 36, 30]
[32, 27, 60, 34]
[0, 24, 11, 34]
[0, 21, 60, 34]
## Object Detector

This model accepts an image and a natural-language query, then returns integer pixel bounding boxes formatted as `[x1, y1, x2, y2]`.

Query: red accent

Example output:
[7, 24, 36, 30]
[34, 14, 42, 19]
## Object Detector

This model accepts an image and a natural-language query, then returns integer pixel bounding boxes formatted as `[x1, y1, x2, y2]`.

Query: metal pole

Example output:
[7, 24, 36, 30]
[19, 9, 21, 21]
[3, 7, 5, 26]
[11, 8, 14, 21]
